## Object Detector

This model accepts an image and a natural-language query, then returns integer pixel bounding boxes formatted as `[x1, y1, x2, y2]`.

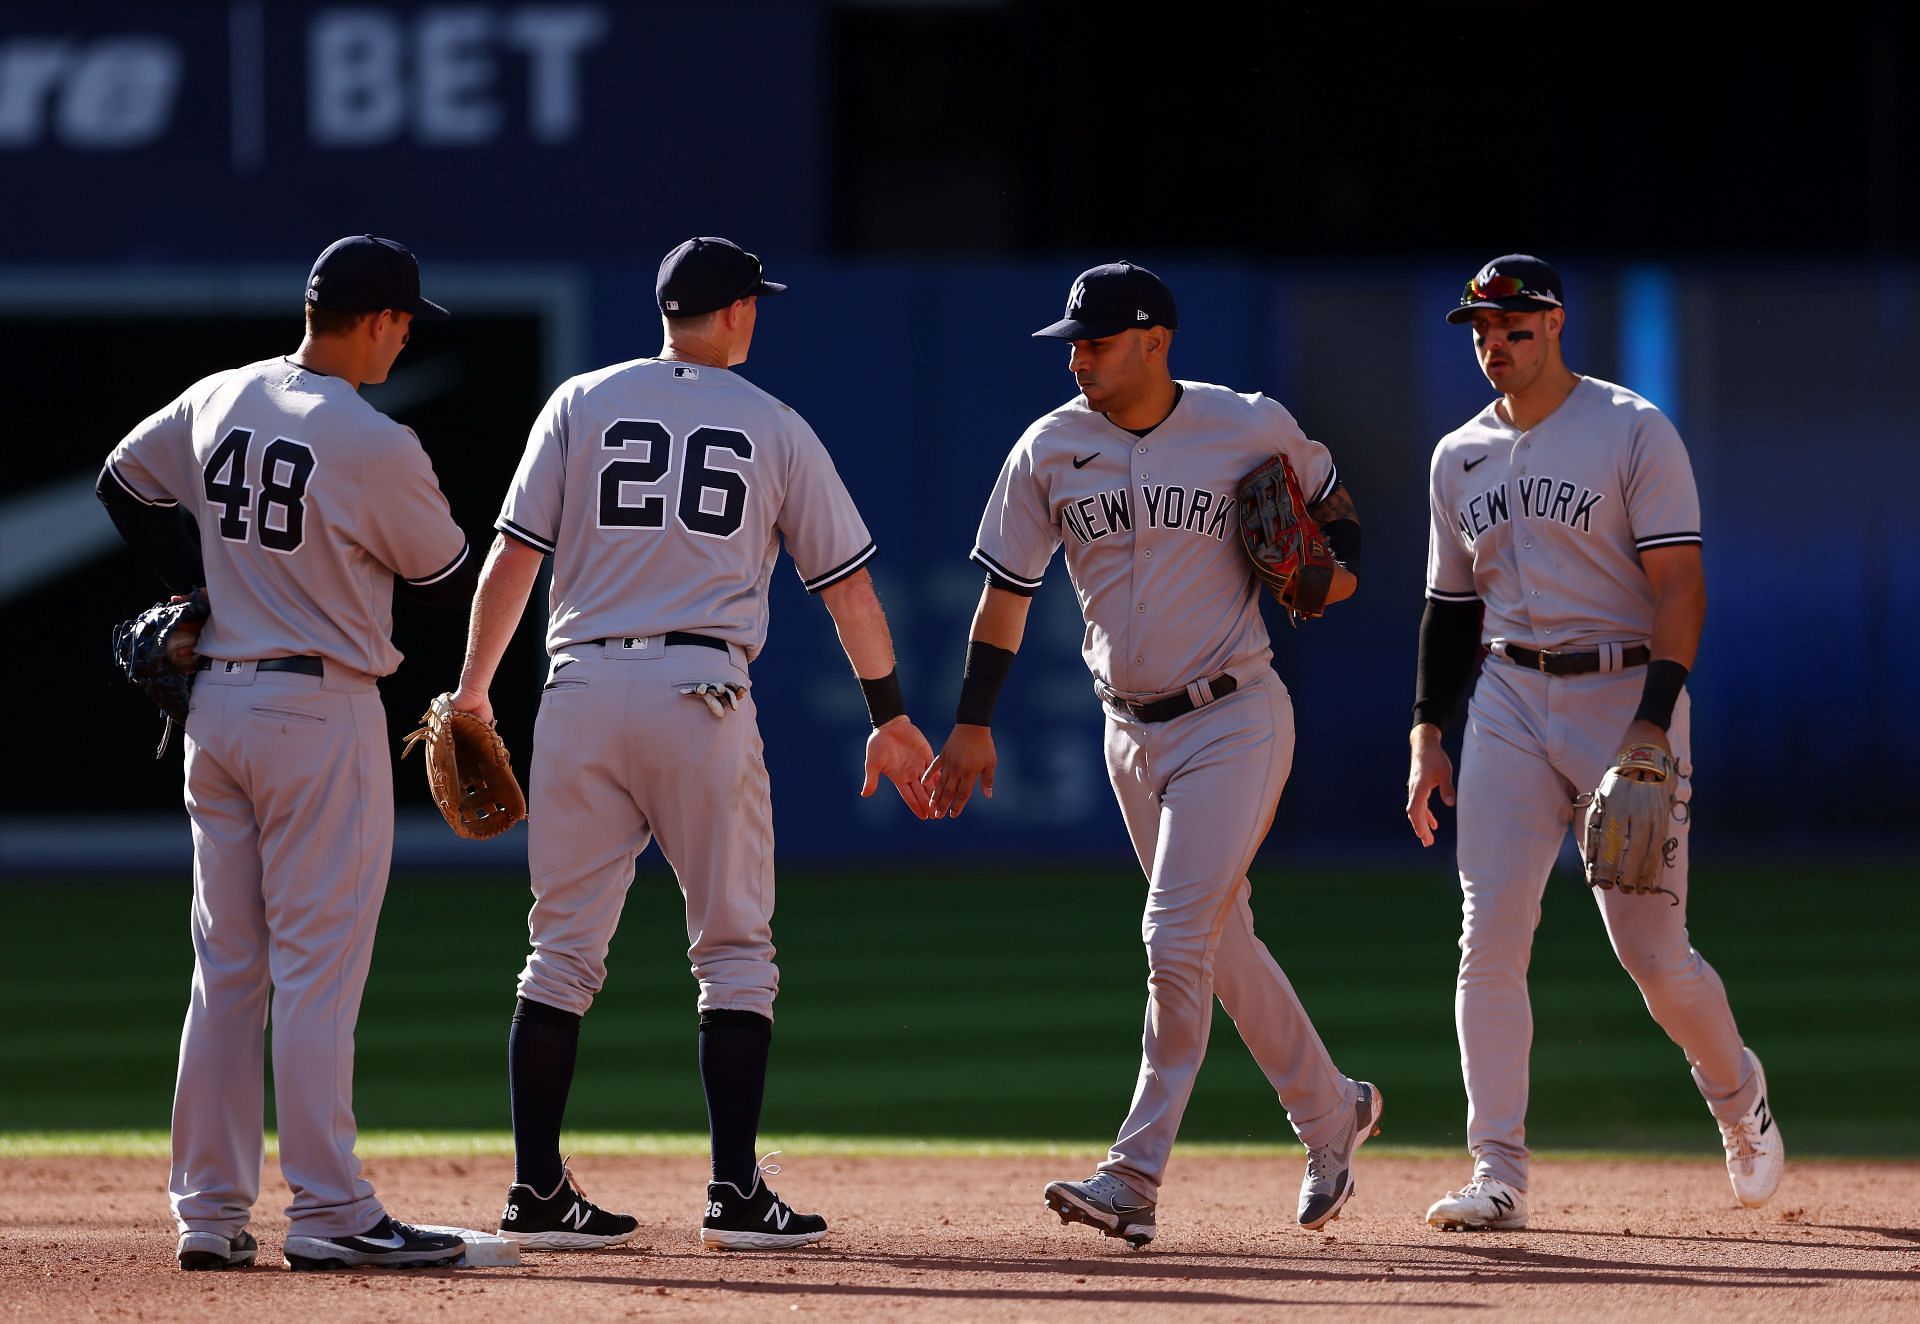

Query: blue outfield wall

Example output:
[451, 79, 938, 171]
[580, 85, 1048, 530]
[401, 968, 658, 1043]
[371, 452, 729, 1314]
[550, 258, 1916, 863]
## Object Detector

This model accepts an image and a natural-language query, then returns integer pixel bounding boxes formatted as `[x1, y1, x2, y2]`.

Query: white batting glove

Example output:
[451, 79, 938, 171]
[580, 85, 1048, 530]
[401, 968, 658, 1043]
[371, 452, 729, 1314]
[675, 681, 746, 718]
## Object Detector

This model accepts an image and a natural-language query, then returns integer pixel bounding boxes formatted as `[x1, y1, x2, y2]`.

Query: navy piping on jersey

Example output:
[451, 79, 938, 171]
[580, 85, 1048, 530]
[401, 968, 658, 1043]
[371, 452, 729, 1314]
[1310, 464, 1339, 507]
[970, 547, 1040, 597]
[802, 540, 877, 593]
[1634, 531, 1703, 549]
[1426, 588, 1482, 604]
[105, 462, 177, 508]
[405, 541, 471, 586]
[496, 518, 556, 555]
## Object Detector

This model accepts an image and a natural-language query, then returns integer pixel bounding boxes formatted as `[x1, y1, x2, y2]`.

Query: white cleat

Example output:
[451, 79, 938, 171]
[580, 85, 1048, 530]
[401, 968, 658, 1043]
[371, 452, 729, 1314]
[1426, 1176, 1528, 1231]
[1719, 1048, 1784, 1208]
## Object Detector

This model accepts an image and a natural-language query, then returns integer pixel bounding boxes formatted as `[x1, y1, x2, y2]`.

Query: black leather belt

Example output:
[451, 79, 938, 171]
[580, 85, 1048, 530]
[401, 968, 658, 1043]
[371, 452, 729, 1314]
[1105, 674, 1238, 723]
[198, 655, 324, 677]
[1501, 644, 1650, 675]
[594, 633, 728, 653]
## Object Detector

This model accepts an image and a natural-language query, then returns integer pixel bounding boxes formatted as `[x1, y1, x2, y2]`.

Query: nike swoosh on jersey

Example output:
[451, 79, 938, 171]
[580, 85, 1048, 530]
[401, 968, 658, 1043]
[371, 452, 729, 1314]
[1464, 455, 1489, 471]
[1072, 453, 1098, 469]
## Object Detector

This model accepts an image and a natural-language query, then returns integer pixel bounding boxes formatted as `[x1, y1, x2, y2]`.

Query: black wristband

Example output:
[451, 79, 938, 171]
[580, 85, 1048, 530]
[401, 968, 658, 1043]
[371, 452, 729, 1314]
[1632, 658, 1689, 730]
[858, 668, 907, 729]
[955, 641, 1015, 727]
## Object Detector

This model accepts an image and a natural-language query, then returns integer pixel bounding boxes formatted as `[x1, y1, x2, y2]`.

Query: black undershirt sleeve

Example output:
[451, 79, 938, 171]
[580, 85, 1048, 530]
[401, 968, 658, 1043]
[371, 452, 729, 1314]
[1321, 518, 1362, 579]
[1412, 597, 1484, 729]
[395, 551, 482, 609]
[96, 466, 204, 594]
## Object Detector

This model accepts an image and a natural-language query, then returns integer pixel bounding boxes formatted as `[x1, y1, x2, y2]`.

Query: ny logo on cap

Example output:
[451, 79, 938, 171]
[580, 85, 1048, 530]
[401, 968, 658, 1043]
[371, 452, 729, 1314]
[1068, 277, 1087, 312]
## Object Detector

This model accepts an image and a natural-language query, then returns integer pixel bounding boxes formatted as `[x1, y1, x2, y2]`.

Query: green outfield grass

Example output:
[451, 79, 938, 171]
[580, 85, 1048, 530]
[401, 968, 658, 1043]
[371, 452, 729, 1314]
[7, 861, 1915, 1157]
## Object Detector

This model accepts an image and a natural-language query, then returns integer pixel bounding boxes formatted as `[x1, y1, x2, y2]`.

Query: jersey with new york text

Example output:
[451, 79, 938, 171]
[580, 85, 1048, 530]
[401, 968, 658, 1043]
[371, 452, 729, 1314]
[497, 359, 874, 661]
[972, 381, 1336, 698]
[105, 357, 469, 677]
[1425, 375, 1702, 650]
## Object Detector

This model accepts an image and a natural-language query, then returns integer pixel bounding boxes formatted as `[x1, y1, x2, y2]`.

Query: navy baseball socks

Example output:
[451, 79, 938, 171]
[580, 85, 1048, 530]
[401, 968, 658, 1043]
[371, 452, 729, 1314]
[508, 996, 581, 1195]
[698, 1009, 827, 1249]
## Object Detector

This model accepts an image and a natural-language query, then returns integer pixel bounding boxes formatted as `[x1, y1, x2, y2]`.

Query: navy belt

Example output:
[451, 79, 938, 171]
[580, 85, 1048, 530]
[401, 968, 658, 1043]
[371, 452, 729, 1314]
[593, 633, 728, 653]
[1105, 674, 1237, 723]
[1501, 644, 1649, 675]
[198, 655, 324, 677]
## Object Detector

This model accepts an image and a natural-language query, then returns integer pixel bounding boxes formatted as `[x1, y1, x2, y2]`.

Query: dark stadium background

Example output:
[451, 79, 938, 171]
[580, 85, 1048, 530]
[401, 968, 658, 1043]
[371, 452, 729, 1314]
[0, 0, 1911, 866]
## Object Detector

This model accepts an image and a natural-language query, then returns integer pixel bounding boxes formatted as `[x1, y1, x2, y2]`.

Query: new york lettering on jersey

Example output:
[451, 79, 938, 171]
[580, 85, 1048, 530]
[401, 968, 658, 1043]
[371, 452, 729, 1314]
[972, 382, 1335, 698]
[1426, 376, 1700, 647]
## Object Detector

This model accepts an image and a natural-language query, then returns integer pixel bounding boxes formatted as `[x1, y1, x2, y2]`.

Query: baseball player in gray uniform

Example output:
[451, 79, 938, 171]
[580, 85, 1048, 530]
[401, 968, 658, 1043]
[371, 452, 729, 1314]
[926, 262, 1382, 1248]
[97, 236, 475, 1270]
[449, 237, 933, 1253]
[1406, 255, 1783, 1230]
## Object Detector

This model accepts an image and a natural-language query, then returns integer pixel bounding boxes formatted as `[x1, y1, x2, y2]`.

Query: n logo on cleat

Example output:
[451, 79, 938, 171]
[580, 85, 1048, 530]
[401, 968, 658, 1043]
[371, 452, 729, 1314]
[764, 1204, 791, 1231]
[1490, 1192, 1514, 1215]
[1756, 1097, 1772, 1135]
[563, 1202, 592, 1230]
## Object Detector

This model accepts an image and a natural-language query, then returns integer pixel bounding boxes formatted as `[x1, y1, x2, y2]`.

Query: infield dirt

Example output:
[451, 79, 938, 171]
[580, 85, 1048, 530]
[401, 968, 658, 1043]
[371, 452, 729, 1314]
[4, 1154, 1916, 1322]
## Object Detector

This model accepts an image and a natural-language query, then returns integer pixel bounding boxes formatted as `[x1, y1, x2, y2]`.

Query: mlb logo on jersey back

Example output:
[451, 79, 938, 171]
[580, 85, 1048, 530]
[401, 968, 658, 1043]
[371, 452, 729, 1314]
[673, 366, 700, 380]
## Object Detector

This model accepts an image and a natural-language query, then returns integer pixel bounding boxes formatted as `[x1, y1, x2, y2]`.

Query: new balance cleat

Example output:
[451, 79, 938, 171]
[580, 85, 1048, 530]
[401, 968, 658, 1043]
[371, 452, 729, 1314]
[1719, 1048, 1784, 1208]
[701, 1154, 827, 1251]
[1298, 1080, 1383, 1229]
[1426, 1177, 1529, 1231]
[1043, 1171, 1157, 1249]
[499, 1165, 638, 1250]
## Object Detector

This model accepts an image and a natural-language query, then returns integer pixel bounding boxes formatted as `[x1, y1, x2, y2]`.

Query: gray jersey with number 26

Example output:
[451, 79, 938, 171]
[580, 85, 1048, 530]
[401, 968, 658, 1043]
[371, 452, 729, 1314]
[498, 359, 875, 660]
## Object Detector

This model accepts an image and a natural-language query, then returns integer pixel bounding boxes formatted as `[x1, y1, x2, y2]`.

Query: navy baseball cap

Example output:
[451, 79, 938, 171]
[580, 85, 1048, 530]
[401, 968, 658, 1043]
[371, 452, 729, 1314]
[1447, 255, 1564, 324]
[305, 235, 449, 320]
[1033, 261, 1179, 340]
[657, 237, 787, 317]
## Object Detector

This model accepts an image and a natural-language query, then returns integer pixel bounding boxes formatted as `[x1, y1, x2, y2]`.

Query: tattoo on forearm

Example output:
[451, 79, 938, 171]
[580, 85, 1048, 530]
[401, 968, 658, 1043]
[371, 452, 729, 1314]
[1308, 482, 1357, 525]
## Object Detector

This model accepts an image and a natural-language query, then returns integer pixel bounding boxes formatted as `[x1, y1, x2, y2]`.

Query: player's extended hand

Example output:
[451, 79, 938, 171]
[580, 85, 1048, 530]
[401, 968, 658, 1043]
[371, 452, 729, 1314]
[863, 715, 936, 819]
[1406, 723, 1457, 848]
[924, 724, 995, 820]
[448, 684, 494, 727]
[1616, 718, 1672, 761]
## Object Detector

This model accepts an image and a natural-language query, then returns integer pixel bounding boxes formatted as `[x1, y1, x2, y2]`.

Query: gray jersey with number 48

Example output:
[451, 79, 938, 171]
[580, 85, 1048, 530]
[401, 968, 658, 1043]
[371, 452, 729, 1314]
[104, 356, 469, 676]
[497, 359, 875, 660]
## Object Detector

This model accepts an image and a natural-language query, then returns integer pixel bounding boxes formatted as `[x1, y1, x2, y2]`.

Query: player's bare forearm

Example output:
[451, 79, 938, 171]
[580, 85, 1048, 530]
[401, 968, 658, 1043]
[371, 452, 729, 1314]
[970, 584, 1032, 649]
[819, 568, 900, 680]
[1614, 545, 1706, 756]
[1306, 481, 1357, 527]
[1640, 544, 1706, 668]
[452, 533, 544, 714]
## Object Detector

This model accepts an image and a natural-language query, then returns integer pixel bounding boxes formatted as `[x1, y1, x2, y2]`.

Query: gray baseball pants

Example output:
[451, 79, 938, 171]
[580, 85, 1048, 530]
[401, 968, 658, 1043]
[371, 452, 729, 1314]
[170, 664, 390, 1241]
[1454, 660, 1756, 1191]
[1096, 672, 1357, 1203]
